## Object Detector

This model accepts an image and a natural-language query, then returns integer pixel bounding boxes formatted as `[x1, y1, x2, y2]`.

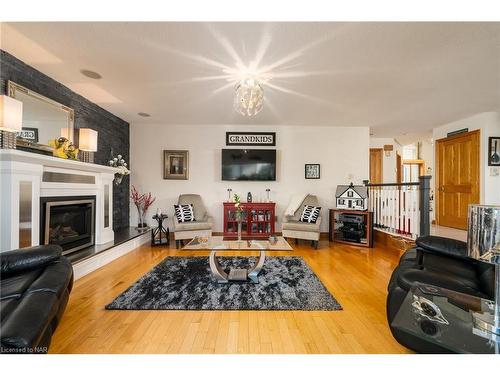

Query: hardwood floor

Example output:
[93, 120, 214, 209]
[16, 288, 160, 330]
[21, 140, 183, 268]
[50, 239, 410, 354]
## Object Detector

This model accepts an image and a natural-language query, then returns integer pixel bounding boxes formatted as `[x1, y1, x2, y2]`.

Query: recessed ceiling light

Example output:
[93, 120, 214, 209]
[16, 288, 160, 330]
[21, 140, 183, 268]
[80, 69, 102, 79]
[138, 112, 151, 117]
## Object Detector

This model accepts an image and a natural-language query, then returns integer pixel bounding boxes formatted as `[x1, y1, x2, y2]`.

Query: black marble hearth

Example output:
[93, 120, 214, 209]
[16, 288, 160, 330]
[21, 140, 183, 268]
[65, 227, 151, 264]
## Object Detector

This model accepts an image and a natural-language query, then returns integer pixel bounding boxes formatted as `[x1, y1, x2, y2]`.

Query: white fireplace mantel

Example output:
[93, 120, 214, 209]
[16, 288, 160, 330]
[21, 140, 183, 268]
[0, 149, 120, 252]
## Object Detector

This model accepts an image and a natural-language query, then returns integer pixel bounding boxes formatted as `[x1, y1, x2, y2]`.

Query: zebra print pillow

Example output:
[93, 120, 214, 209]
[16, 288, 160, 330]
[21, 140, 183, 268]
[299, 205, 321, 224]
[174, 204, 196, 223]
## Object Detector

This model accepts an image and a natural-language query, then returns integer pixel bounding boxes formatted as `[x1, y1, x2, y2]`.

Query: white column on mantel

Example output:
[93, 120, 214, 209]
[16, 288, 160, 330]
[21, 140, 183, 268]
[0, 161, 42, 251]
[0, 149, 119, 252]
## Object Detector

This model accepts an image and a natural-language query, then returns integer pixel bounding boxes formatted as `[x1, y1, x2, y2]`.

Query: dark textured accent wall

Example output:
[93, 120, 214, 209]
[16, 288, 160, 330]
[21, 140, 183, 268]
[0, 50, 130, 231]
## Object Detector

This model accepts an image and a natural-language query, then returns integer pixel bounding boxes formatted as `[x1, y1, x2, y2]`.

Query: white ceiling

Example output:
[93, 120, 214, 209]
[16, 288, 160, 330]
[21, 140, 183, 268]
[1, 22, 499, 136]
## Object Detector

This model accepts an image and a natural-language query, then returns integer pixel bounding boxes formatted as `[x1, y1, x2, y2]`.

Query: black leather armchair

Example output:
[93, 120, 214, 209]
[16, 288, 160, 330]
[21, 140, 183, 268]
[1, 245, 73, 354]
[387, 235, 495, 353]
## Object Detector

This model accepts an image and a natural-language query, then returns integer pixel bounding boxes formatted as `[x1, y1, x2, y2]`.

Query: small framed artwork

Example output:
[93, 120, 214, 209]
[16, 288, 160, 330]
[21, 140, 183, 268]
[488, 137, 500, 166]
[163, 150, 189, 180]
[305, 164, 320, 179]
[16, 127, 39, 143]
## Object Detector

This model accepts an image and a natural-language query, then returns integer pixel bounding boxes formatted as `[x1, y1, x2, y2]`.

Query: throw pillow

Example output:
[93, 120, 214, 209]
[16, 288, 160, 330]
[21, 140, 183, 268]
[174, 204, 196, 223]
[299, 205, 321, 224]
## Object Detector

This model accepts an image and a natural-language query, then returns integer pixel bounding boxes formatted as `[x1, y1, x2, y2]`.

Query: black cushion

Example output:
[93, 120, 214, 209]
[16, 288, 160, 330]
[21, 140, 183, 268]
[26, 259, 73, 299]
[1, 291, 59, 350]
[396, 269, 488, 299]
[0, 269, 43, 301]
[399, 248, 418, 264]
[477, 262, 495, 298]
[422, 252, 477, 280]
[386, 236, 495, 353]
[1, 245, 62, 276]
[0, 245, 73, 353]
[416, 235, 467, 259]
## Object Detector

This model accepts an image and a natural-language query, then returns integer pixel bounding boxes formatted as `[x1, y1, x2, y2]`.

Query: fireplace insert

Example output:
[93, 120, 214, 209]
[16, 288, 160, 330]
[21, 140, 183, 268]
[40, 196, 96, 255]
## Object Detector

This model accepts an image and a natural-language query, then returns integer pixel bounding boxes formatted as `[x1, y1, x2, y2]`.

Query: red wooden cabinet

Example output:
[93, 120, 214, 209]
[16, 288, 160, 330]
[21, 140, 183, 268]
[223, 202, 276, 239]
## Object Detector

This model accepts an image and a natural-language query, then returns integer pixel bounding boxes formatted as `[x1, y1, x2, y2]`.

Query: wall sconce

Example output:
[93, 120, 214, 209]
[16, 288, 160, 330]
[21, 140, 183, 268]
[0, 95, 23, 149]
[79, 128, 98, 163]
[383, 144, 394, 157]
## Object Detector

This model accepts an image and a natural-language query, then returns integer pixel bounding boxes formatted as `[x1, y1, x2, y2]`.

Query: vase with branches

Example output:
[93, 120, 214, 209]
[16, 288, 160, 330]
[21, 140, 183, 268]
[131, 185, 156, 229]
[233, 193, 244, 241]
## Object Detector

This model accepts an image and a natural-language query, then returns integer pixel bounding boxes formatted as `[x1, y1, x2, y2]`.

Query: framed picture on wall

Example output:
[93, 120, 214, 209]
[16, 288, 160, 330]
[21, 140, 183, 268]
[16, 127, 39, 143]
[488, 137, 500, 166]
[163, 150, 189, 179]
[305, 164, 320, 179]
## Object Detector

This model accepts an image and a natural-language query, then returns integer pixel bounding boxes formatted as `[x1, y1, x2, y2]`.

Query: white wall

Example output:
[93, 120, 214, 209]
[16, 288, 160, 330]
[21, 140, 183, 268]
[432, 111, 500, 205]
[419, 138, 436, 221]
[130, 125, 370, 232]
[369, 137, 400, 183]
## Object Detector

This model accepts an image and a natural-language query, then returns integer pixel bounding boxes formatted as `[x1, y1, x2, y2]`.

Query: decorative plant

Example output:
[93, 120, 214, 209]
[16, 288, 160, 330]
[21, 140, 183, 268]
[48, 137, 79, 160]
[233, 194, 244, 241]
[131, 185, 156, 228]
[233, 193, 243, 221]
[108, 153, 130, 185]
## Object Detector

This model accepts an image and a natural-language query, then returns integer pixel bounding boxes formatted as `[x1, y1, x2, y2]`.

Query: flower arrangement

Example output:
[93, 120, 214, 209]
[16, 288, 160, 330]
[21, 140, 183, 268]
[233, 194, 244, 241]
[131, 185, 156, 229]
[108, 153, 130, 185]
[48, 137, 79, 160]
[233, 193, 243, 221]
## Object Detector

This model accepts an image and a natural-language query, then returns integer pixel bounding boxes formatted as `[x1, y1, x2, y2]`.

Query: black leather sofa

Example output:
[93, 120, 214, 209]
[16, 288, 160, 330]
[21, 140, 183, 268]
[1, 245, 73, 354]
[387, 235, 495, 353]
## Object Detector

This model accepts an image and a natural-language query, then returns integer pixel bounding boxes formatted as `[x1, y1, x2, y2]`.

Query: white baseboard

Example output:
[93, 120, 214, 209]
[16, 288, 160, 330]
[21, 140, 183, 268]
[73, 232, 150, 280]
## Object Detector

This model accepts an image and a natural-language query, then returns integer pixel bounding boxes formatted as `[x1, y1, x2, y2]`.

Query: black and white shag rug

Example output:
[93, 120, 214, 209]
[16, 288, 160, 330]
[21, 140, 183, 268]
[106, 256, 342, 311]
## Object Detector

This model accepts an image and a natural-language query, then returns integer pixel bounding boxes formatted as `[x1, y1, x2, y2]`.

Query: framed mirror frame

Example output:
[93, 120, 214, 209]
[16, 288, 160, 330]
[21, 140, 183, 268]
[7, 80, 75, 153]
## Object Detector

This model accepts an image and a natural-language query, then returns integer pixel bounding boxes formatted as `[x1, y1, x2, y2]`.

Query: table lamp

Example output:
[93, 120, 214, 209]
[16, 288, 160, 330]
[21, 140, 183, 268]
[79, 128, 98, 163]
[0, 95, 23, 149]
[468, 204, 500, 341]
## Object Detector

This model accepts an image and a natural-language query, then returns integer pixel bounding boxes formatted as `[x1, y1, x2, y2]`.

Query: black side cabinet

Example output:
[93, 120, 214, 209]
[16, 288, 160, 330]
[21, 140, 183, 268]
[151, 214, 170, 246]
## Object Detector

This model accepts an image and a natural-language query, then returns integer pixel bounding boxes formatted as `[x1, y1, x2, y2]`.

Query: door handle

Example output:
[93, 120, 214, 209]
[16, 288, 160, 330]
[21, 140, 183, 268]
[438, 186, 444, 192]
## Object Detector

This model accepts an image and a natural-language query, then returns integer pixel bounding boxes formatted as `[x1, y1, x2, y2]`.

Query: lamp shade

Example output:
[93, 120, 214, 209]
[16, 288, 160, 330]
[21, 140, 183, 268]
[79, 128, 98, 152]
[60, 128, 69, 139]
[0, 95, 23, 132]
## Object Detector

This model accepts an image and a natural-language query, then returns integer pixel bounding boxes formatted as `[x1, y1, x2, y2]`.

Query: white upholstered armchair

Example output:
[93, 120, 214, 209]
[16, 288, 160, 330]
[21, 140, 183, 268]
[281, 194, 321, 249]
[173, 194, 213, 248]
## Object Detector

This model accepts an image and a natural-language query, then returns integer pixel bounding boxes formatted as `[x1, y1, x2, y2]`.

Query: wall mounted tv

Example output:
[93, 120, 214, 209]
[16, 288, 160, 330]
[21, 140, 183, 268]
[222, 149, 276, 181]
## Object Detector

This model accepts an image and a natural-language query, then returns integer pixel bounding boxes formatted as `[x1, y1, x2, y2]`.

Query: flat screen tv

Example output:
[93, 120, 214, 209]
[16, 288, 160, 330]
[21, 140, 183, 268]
[222, 149, 276, 181]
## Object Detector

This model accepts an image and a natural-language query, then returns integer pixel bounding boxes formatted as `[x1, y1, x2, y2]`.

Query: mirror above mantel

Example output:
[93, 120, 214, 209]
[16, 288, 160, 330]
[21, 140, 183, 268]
[7, 80, 75, 154]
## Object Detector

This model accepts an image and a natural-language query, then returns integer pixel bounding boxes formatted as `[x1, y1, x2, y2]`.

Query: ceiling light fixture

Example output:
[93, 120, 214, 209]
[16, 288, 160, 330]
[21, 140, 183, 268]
[138, 112, 151, 117]
[80, 69, 102, 79]
[234, 78, 264, 117]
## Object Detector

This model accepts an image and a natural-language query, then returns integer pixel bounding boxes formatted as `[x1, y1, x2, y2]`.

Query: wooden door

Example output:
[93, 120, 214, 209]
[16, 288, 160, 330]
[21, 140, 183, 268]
[370, 148, 383, 184]
[436, 130, 480, 230]
[396, 153, 402, 183]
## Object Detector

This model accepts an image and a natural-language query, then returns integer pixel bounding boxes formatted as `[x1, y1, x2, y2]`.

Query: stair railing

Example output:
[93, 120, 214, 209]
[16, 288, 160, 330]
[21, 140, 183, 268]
[364, 176, 431, 239]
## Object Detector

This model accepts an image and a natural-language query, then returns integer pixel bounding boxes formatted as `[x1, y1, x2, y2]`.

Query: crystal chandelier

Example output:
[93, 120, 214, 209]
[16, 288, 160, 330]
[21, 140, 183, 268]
[234, 78, 264, 116]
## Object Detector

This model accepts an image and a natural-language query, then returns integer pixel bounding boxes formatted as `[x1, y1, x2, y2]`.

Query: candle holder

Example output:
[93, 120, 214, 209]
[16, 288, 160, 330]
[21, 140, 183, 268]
[266, 188, 271, 202]
[227, 188, 232, 202]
